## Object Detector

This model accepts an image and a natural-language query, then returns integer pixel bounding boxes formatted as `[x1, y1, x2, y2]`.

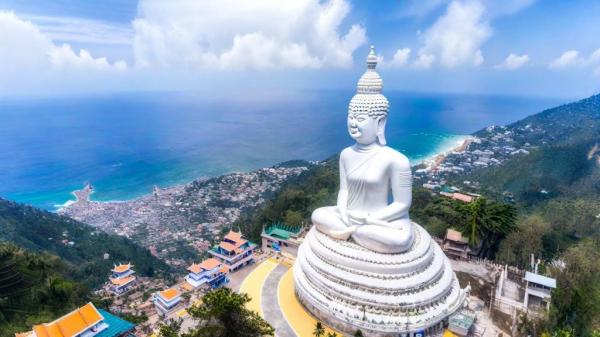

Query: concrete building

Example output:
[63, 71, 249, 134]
[523, 271, 556, 311]
[261, 222, 304, 257]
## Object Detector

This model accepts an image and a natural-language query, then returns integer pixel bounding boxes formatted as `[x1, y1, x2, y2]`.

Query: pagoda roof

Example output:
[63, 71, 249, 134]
[112, 263, 133, 273]
[29, 302, 103, 337]
[109, 275, 136, 286]
[224, 230, 242, 243]
[158, 288, 180, 301]
[219, 241, 236, 252]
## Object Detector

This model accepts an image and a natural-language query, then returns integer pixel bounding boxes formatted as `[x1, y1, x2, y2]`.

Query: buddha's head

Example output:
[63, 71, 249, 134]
[347, 46, 389, 146]
[347, 112, 386, 145]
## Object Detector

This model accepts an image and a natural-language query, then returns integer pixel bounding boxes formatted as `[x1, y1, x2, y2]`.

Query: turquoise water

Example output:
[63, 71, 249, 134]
[0, 90, 565, 210]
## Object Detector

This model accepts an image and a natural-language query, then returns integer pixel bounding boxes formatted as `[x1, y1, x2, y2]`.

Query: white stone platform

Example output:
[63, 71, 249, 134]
[294, 224, 467, 336]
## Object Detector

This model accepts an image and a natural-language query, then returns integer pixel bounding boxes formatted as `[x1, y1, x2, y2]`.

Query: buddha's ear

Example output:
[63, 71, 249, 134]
[376, 116, 387, 146]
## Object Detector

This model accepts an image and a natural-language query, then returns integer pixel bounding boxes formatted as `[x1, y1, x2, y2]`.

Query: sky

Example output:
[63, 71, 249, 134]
[0, 0, 599, 98]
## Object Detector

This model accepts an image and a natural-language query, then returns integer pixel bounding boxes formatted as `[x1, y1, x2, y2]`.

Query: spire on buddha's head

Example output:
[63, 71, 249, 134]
[367, 45, 378, 70]
[356, 45, 383, 94]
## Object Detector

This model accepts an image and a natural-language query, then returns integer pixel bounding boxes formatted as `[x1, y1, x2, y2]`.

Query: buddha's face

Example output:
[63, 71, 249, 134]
[348, 113, 382, 145]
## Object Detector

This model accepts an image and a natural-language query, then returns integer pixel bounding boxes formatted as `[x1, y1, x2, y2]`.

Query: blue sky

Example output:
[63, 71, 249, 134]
[1, 0, 599, 98]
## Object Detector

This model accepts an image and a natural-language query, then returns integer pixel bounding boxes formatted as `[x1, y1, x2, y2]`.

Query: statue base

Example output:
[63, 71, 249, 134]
[293, 224, 467, 336]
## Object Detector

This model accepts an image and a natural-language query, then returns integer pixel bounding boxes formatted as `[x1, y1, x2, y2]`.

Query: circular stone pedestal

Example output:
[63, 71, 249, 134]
[293, 224, 467, 336]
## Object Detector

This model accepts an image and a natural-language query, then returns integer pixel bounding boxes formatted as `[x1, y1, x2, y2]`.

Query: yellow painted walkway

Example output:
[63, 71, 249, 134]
[239, 258, 279, 316]
[277, 268, 342, 337]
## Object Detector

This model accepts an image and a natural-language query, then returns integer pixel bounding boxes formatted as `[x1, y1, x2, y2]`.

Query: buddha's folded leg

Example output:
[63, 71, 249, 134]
[352, 221, 413, 254]
[311, 206, 354, 240]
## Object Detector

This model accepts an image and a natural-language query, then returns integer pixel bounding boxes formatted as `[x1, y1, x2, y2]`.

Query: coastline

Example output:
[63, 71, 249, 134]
[418, 135, 474, 171]
[58, 136, 472, 211]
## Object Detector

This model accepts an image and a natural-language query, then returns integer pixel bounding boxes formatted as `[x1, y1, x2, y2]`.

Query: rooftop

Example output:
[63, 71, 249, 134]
[449, 311, 476, 330]
[158, 287, 180, 301]
[263, 222, 302, 240]
[94, 309, 134, 337]
[525, 271, 557, 288]
[112, 263, 132, 273]
[446, 229, 469, 244]
[23, 302, 103, 337]
[188, 258, 222, 273]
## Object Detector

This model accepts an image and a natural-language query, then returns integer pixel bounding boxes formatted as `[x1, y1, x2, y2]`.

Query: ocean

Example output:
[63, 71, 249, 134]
[0, 90, 565, 210]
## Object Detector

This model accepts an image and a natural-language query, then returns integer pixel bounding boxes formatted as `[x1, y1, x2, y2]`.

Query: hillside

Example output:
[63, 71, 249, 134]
[460, 94, 600, 204]
[0, 244, 90, 337]
[0, 198, 171, 288]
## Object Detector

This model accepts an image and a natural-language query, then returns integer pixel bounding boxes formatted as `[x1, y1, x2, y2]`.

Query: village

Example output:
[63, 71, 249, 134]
[21, 218, 552, 337]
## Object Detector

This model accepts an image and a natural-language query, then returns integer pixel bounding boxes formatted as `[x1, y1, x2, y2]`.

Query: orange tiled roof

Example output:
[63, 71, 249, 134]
[112, 263, 132, 273]
[109, 275, 136, 286]
[30, 302, 103, 337]
[159, 288, 180, 301]
[188, 258, 221, 273]
[235, 239, 248, 247]
[224, 230, 242, 243]
[219, 241, 236, 252]
[14, 332, 33, 337]
[199, 258, 221, 270]
[182, 282, 194, 291]
[446, 229, 468, 243]
[219, 265, 229, 274]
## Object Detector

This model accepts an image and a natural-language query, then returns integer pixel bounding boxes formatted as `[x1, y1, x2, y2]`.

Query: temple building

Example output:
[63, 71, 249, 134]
[185, 257, 229, 290]
[154, 287, 182, 317]
[261, 222, 304, 256]
[15, 302, 134, 337]
[108, 263, 136, 295]
[208, 230, 256, 272]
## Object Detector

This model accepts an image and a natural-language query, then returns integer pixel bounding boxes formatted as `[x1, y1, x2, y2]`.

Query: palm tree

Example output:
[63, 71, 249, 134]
[458, 197, 517, 258]
[353, 330, 365, 337]
[313, 321, 325, 337]
[326, 333, 338, 337]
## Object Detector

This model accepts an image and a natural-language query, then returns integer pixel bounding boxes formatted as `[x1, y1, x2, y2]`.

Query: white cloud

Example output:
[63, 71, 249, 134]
[132, 0, 367, 70]
[380, 48, 411, 68]
[589, 48, 600, 64]
[0, 11, 127, 76]
[549, 50, 584, 69]
[495, 53, 529, 70]
[416, 0, 492, 68]
[22, 14, 132, 45]
[548, 49, 600, 78]
[413, 53, 436, 69]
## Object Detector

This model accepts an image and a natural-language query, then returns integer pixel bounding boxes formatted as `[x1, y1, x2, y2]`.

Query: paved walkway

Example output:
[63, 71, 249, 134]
[262, 264, 296, 337]
[277, 268, 342, 337]
[239, 258, 279, 316]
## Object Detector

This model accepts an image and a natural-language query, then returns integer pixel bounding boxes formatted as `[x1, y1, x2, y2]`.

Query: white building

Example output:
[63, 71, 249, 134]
[154, 288, 182, 316]
[523, 271, 556, 311]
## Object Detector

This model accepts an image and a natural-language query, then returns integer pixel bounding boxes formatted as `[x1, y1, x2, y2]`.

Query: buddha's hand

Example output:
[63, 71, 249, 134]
[347, 210, 369, 225]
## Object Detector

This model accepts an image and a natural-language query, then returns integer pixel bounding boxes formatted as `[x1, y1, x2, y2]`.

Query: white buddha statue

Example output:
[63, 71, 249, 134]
[312, 46, 413, 254]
